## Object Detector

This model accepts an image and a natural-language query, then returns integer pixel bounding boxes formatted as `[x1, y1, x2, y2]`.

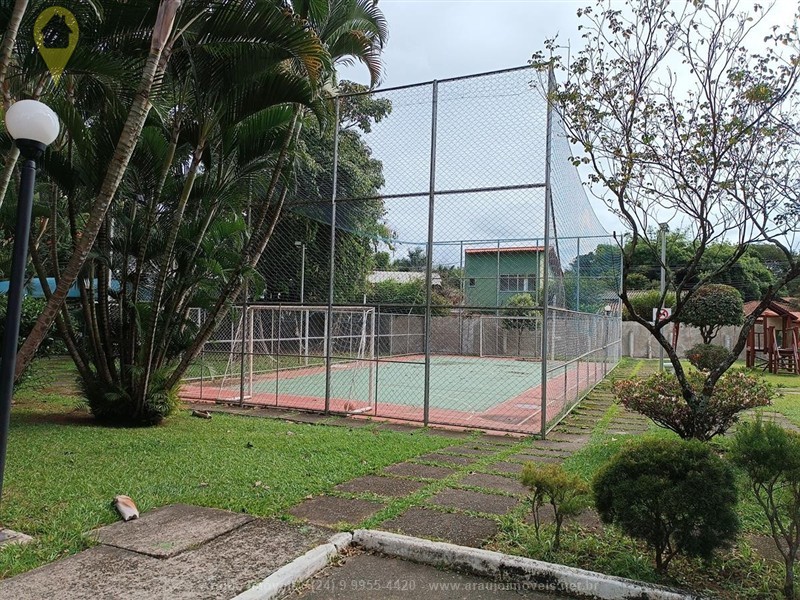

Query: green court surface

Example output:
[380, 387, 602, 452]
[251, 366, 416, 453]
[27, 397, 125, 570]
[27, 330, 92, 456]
[250, 356, 563, 411]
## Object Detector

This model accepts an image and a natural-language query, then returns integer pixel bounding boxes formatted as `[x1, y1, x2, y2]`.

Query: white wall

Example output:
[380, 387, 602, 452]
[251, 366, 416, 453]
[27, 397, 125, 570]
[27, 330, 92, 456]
[621, 321, 745, 359]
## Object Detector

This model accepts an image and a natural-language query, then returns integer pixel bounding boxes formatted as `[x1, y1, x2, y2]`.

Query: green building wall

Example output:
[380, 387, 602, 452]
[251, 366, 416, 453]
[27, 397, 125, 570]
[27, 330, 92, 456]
[464, 249, 546, 308]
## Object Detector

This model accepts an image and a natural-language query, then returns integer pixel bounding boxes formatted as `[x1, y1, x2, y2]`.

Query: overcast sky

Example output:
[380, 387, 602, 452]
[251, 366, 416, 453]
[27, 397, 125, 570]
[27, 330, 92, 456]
[339, 0, 798, 241]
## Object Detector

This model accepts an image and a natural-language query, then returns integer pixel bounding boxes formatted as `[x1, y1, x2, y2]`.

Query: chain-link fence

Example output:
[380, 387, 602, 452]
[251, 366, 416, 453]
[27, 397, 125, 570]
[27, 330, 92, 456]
[181, 66, 622, 436]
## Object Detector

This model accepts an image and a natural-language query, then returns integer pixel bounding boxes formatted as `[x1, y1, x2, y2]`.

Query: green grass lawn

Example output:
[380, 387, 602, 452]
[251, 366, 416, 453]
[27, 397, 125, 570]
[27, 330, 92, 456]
[0, 357, 456, 579]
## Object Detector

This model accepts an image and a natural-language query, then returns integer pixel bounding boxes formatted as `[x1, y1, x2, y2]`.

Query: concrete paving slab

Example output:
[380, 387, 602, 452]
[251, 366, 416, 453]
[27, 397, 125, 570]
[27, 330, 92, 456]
[0, 544, 163, 600]
[1, 519, 329, 600]
[508, 453, 564, 464]
[295, 552, 564, 599]
[485, 461, 524, 475]
[383, 462, 457, 480]
[438, 445, 499, 457]
[334, 475, 427, 498]
[428, 488, 519, 516]
[530, 438, 585, 451]
[380, 508, 498, 547]
[415, 452, 479, 466]
[477, 436, 519, 446]
[90, 503, 252, 558]
[289, 496, 384, 527]
[459, 473, 528, 496]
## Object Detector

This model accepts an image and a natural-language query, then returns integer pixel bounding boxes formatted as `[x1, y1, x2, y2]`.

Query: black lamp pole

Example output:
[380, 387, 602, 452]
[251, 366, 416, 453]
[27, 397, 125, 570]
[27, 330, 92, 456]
[0, 138, 46, 507]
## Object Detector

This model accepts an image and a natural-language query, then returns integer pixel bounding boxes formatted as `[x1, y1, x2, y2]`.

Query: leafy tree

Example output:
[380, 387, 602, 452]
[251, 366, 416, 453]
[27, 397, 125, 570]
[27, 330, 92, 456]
[729, 418, 800, 600]
[677, 284, 744, 344]
[365, 279, 449, 316]
[435, 265, 464, 306]
[625, 273, 652, 290]
[4, 0, 388, 424]
[373, 251, 391, 270]
[621, 290, 675, 322]
[393, 247, 427, 271]
[502, 293, 537, 356]
[522, 462, 589, 551]
[594, 438, 739, 572]
[535, 0, 800, 439]
[563, 242, 621, 312]
[257, 80, 392, 304]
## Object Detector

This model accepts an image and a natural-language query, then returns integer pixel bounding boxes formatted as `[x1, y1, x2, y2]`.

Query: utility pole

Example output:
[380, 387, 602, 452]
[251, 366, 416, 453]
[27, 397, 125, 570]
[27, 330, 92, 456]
[659, 223, 668, 372]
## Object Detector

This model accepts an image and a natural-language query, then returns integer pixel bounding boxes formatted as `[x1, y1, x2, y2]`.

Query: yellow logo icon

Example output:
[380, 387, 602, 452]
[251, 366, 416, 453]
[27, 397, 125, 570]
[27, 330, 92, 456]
[33, 6, 79, 84]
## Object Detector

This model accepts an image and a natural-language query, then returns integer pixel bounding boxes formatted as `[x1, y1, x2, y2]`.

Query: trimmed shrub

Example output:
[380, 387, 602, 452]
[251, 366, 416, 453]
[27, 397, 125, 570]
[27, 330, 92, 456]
[614, 369, 771, 440]
[677, 284, 743, 344]
[686, 342, 731, 372]
[729, 418, 800, 600]
[594, 438, 739, 573]
[521, 462, 589, 550]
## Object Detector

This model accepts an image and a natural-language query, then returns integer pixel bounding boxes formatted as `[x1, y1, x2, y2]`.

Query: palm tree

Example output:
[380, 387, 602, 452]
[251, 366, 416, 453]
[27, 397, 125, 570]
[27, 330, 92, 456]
[14, 1, 330, 423]
[9, 0, 388, 423]
[164, 0, 388, 390]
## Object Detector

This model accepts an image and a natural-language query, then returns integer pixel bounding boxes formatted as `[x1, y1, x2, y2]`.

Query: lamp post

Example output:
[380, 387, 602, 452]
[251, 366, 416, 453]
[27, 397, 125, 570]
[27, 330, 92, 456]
[0, 100, 60, 510]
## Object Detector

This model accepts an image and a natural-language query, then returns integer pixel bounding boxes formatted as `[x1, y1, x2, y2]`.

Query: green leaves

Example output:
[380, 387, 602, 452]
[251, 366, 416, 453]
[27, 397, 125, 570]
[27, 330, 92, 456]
[594, 437, 739, 572]
[614, 369, 773, 440]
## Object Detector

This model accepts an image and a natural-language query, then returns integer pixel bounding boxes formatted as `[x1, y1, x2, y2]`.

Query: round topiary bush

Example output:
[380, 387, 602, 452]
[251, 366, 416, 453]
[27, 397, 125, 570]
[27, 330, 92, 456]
[686, 342, 731, 372]
[593, 437, 739, 573]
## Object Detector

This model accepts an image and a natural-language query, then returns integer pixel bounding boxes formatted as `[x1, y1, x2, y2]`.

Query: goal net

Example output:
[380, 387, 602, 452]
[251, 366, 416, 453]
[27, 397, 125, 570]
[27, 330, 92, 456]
[244, 305, 377, 407]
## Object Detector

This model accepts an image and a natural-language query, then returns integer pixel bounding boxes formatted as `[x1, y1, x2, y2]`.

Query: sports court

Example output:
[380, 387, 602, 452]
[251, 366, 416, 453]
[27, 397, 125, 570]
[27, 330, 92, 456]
[181, 353, 606, 434]
[180, 67, 623, 436]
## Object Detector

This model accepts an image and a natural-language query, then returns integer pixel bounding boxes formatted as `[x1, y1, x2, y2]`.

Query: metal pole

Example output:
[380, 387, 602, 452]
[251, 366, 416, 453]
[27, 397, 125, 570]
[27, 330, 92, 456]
[575, 237, 580, 312]
[324, 99, 340, 413]
[540, 64, 556, 439]
[495, 241, 500, 313]
[300, 243, 306, 304]
[659, 223, 667, 372]
[423, 80, 439, 426]
[0, 142, 42, 507]
[239, 190, 252, 406]
[299, 243, 308, 365]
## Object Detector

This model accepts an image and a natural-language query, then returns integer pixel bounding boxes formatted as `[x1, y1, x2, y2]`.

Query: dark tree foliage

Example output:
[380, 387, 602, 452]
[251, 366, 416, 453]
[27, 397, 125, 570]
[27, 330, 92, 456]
[594, 438, 739, 572]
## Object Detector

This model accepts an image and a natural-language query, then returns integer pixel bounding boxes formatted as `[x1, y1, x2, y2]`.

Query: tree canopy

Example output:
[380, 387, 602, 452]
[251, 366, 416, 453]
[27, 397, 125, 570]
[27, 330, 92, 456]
[1, 0, 389, 424]
[536, 0, 800, 438]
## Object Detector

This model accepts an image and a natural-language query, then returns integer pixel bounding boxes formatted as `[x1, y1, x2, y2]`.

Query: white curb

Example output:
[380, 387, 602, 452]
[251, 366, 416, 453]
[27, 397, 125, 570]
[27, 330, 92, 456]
[352, 529, 701, 600]
[231, 533, 352, 600]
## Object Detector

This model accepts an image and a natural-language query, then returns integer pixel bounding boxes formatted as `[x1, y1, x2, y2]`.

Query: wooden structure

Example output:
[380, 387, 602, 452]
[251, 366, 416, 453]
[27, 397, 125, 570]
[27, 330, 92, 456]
[745, 300, 800, 374]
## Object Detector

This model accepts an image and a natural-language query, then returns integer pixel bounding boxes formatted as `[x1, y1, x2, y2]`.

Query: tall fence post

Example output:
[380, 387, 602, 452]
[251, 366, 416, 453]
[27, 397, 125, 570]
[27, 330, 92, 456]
[540, 64, 556, 439]
[324, 97, 340, 414]
[575, 236, 581, 312]
[423, 80, 439, 426]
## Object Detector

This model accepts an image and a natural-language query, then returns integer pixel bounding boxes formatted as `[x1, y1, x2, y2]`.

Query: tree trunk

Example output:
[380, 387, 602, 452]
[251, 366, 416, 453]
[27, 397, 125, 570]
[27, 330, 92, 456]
[13, 0, 182, 382]
[164, 113, 303, 391]
[0, 0, 29, 209]
[784, 559, 794, 600]
[137, 145, 203, 409]
[0, 0, 27, 109]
